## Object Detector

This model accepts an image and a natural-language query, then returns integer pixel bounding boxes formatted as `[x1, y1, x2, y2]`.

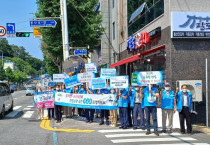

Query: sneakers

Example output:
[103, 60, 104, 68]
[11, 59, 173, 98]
[119, 126, 123, 129]
[106, 121, 109, 126]
[133, 127, 137, 130]
[145, 130, 151, 135]
[90, 120, 93, 123]
[154, 132, 159, 136]
[99, 122, 104, 125]
[86, 120, 90, 123]
[123, 126, 128, 129]
[162, 130, 166, 133]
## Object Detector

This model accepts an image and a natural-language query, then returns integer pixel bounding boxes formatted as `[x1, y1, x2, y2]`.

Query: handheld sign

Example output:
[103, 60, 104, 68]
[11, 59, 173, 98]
[53, 73, 68, 83]
[110, 76, 129, 89]
[92, 77, 106, 90]
[77, 72, 95, 83]
[64, 75, 81, 88]
[101, 68, 116, 79]
[85, 63, 97, 73]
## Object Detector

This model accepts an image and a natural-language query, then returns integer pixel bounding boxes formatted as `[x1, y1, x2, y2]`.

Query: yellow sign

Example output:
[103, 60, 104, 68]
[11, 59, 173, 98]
[33, 27, 42, 38]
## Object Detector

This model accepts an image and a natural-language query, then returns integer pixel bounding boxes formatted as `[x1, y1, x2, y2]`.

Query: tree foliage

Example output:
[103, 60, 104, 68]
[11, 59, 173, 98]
[5, 67, 15, 83]
[0, 64, 6, 81]
[36, 0, 103, 73]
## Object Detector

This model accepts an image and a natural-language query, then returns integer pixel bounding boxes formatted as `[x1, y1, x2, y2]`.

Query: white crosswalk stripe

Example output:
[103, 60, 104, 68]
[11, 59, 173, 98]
[98, 129, 210, 144]
[22, 111, 34, 118]
[13, 106, 21, 110]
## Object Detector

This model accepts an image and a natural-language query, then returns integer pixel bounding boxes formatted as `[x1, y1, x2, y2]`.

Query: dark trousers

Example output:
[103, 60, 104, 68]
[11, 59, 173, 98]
[85, 109, 95, 121]
[127, 103, 133, 126]
[47, 108, 54, 119]
[133, 103, 145, 128]
[78, 108, 82, 116]
[55, 105, 62, 121]
[145, 106, 158, 132]
[100, 109, 109, 123]
[119, 107, 128, 127]
[179, 106, 192, 133]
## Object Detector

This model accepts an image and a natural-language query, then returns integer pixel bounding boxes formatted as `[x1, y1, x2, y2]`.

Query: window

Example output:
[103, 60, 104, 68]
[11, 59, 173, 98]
[112, 0, 115, 8]
[113, 22, 115, 40]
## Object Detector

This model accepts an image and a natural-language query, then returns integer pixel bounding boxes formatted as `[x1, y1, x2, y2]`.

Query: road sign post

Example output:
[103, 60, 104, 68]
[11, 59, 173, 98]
[6, 23, 15, 37]
[0, 26, 7, 37]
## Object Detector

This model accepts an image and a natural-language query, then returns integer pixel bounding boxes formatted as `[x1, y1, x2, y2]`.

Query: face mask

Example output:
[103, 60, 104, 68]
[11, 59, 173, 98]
[182, 89, 187, 93]
[56, 88, 59, 91]
[165, 87, 170, 91]
[135, 88, 139, 91]
[81, 88, 84, 91]
[111, 90, 114, 94]
[75, 88, 78, 91]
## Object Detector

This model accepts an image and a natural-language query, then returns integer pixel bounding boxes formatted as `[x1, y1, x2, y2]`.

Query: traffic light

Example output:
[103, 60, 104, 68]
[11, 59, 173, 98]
[16, 32, 30, 37]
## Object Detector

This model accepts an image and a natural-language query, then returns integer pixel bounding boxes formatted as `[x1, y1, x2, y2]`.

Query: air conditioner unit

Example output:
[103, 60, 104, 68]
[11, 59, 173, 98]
[176, 80, 202, 102]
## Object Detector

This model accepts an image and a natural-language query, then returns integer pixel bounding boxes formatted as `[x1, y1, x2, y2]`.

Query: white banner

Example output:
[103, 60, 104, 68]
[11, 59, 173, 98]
[85, 63, 97, 73]
[77, 72, 95, 83]
[53, 73, 68, 83]
[110, 76, 129, 89]
[55, 92, 118, 109]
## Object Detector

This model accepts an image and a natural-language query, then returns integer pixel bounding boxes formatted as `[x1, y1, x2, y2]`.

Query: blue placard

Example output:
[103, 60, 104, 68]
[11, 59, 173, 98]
[30, 20, 57, 27]
[92, 78, 106, 90]
[100, 69, 116, 79]
[6, 23, 15, 34]
[137, 71, 163, 85]
[64, 75, 81, 88]
[74, 49, 87, 55]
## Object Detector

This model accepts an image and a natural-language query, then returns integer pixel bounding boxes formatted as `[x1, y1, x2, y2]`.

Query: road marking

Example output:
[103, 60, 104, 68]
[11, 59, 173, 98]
[53, 132, 58, 145]
[6, 110, 21, 118]
[13, 106, 21, 110]
[105, 132, 181, 138]
[22, 111, 34, 118]
[98, 129, 145, 133]
[144, 144, 210, 145]
[23, 108, 31, 110]
[40, 117, 94, 133]
[27, 106, 34, 108]
[111, 137, 196, 143]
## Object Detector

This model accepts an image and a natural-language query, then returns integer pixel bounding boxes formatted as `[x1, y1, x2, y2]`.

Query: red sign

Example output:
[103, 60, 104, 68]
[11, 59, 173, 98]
[0, 26, 7, 37]
[134, 32, 150, 49]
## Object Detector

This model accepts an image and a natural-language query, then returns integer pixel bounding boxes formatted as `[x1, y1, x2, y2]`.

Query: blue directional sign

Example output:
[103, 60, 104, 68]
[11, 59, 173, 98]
[6, 23, 15, 34]
[30, 20, 57, 27]
[74, 49, 87, 55]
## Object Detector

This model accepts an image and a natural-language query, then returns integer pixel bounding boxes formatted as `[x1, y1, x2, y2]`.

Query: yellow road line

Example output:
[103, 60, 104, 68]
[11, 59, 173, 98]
[40, 118, 94, 133]
[208, 133, 210, 135]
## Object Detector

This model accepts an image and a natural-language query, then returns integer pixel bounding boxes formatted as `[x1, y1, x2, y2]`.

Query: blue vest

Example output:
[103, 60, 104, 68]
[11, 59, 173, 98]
[176, 91, 192, 111]
[65, 87, 73, 93]
[143, 87, 158, 107]
[118, 89, 128, 107]
[161, 90, 174, 109]
[129, 88, 135, 107]
[101, 89, 110, 94]
[78, 89, 86, 94]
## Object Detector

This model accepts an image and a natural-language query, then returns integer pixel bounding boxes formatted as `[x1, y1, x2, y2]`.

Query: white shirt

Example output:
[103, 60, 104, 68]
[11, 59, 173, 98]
[183, 94, 188, 107]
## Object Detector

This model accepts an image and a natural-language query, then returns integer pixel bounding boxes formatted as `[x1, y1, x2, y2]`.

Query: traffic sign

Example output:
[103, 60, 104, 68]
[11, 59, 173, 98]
[74, 49, 87, 55]
[0, 26, 7, 37]
[30, 20, 57, 27]
[6, 23, 15, 34]
[33, 27, 42, 39]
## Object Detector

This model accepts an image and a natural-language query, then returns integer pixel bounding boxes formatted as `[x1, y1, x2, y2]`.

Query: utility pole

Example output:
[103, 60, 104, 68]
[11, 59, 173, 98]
[60, 0, 70, 61]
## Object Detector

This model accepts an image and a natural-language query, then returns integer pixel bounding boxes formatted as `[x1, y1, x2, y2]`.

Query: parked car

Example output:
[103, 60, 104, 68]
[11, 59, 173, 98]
[0, 82, 14, 118]
[26, 87, 35, 96]
[20, 86, 26, 90]
[10, 85, 17, 91]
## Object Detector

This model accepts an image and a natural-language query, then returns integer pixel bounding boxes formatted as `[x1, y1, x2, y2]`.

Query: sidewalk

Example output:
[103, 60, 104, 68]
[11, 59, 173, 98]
[193, 124, 210, 134]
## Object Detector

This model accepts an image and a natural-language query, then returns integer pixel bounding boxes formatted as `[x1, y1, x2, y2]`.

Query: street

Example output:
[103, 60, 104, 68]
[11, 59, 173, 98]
[0, 90, 209, 145]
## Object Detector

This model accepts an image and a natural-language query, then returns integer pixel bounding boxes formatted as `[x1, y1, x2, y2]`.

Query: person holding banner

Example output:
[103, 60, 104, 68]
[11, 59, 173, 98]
[133, 86, 145, 130]
[160, 82, 176, 133]
[118, 88, 129, 129]
[85, 87, 95, 123]
[110, 89, 118, 127]
[128, 85, 134, 127]
[37, 88, 44, 120]
[64, 86, 73, 118]
[143, 85, 160, 136]
[99, 88, 110, 126]
[78, 84, 86, 119]
[47, 87, 55, 120]
[55, 85, 63, 123]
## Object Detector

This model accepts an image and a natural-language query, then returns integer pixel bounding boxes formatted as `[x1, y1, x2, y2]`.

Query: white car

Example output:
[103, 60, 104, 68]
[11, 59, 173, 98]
[0, 82, 14, 118]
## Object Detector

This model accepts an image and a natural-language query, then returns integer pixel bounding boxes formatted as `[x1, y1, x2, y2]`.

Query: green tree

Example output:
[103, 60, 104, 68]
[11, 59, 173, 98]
[13, 70, 27, 86]
[0, 38, 14, 57]
[5, 67, 14, 82]
[0, 64, 6, 81]
[36, 0, 103, 73]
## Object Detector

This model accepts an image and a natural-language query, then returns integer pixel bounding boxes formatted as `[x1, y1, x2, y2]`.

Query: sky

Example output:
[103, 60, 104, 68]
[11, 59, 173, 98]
[0, 0, 43, 60]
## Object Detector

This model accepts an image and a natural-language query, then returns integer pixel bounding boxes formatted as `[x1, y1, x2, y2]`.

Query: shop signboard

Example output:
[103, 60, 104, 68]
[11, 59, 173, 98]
[77, 72, 95, 83]
[53, 73, 68, 83]
[85, 63, 97, 73]
[110, 76, 129, 89]
[92, 77, 106, 90]
[64, 75, 81, 88]
[171, 12, 210, 38]
[137, 71, 163, 85]
[100, 68, 116, 79]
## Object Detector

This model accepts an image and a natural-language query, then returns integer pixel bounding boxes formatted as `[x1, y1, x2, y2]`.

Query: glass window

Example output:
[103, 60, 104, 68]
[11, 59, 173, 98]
[113, 22, 115, 40]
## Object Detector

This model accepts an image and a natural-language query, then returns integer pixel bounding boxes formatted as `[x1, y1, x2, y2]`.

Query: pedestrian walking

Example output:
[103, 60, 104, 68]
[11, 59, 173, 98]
[85, 86, 95, 123]
[160, 82, 176, 133]
[143, 85, 160, 136]
[54, 85, 62, 123]
[133, 86, 145, 130]
[176, 84, 193, 134]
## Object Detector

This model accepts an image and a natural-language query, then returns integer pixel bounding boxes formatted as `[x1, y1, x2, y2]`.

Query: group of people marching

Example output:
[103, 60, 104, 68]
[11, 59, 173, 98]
[36, 81, 193, 136]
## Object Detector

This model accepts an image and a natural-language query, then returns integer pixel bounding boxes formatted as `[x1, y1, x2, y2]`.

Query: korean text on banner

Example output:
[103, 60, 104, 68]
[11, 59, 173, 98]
[132, 73, 137, 86]
[137, 71, 163, 85]
[85, 63, 97, 73]
[77, 72, 95, 83]
[92, 77, 106, 90]
[33, 91, 54, 109]
[55, 92, 118, 110]
[110, 76, 129, 89]
[64, 75, 81, 88]
[100, 68, 116, 79]
[53, 73, 68, 83]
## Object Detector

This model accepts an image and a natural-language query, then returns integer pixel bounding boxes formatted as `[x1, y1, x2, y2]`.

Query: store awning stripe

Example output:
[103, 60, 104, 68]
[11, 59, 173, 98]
[110, 45, 165, 68]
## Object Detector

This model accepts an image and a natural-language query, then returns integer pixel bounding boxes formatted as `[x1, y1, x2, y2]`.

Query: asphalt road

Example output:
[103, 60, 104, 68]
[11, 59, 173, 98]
[0, 90, 210, 145]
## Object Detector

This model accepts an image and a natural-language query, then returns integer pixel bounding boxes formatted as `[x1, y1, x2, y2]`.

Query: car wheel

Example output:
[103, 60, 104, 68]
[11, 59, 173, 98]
[9, 101, 13, 112]
[0, 105, 5, 119]
[26, 94, 28, 96]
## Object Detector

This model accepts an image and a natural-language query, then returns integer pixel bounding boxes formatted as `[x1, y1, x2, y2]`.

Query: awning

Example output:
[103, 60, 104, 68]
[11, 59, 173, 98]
[129, 2, 147, 23]
[110, 45, 165, 68]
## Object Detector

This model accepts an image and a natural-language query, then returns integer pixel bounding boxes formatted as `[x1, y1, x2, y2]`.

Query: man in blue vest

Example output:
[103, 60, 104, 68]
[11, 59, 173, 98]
[143, 85, 159, 136]
[160, 82, 176, 133]
[176, 84, 193, 134]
